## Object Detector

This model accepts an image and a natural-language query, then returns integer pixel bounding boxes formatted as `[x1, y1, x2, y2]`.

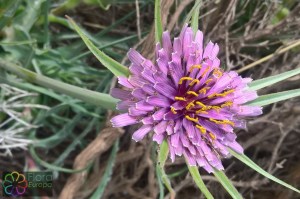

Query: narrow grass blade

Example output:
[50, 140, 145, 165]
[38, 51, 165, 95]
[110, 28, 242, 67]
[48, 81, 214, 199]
[90, 140, 119, 199]
[154, 0, 163, 43]
[229, 149, 300, 194]
[213, 170, 243, 199]
[249, 68, 300, 91]
[29, 146, 90, 173]
[0, 59, 119, 110]
[246, 89, 300, 106]
[184, 0, 201, 25]
[191, 0, 201, 35]
[67, 16, 130, 77]
[187, 165, 214, 199]
[157, 140, 175, 199]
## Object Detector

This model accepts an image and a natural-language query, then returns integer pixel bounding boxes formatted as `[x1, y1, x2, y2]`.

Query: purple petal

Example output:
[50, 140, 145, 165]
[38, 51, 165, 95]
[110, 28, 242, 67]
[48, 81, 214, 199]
[132, 88, 147, 99]
[154, 121, 168, 134]
[227, 141, 244, 154]
[171, 132, 180, 147]
[184, 150, 197, 166]
[157, 49, 169, 75]
[153, 82, 176, 99]
[132, 125, 152, 142]
[162, 31, 172, 58]
[142, 116, 154, 124]
[129, 63, 143, 75]
[173, 37, 182, 56]
[117, 100, 135, 110]
[118, 77, 133, 89]
[141, 84, 155, 95]
[127, 48, 145, 66]
[111, 113, 138, 127]
[153, 108, 168, 121]
[203, 41, 214, 59]
[210, 44, 219, 60]
[111, 88, 132, 100]
[128, 107, 148, 116]
[141, 68, 156, 83]
[136, 100, 155, 111]
[146, 96, 171, 107]
[153, 133, 165, 144]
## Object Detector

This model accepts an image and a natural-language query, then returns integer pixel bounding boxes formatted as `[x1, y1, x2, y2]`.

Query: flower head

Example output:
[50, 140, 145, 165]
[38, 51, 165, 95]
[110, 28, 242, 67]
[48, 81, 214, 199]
[111, 25, 262, 173]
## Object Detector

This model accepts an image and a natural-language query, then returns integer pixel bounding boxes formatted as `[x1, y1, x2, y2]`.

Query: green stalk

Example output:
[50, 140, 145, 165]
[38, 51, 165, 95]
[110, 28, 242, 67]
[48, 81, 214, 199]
[0, 59, 118, 110]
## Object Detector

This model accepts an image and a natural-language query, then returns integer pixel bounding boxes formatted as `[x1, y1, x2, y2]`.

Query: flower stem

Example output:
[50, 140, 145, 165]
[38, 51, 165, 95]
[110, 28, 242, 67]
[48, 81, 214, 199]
[0, 59, 118, 110]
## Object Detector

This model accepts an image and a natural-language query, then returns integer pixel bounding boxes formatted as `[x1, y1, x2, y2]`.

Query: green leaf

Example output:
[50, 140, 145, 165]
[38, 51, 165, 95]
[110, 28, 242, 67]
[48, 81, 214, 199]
[67, 16, 130, 77]
[154, 0, 163, 43]
[158, 140, 169, 166]
[0, 59, 119, 110]
[229, 149, 300, 194]
[247, 89, 300, 106]
[249, 68, 300, 91]
[0, 0, 21, 30]
[191, 0, 201, 36]
[213, 170, 243, 199]
[90, 140, 119, 199]
[157, 140, 175, 198]
[188, 165, 214, 199]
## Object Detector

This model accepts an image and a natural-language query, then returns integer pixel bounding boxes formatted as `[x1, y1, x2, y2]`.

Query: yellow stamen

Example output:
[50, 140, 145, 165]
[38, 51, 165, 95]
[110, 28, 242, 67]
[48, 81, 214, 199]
[223, 120, 235, 126]
[189, 64, 202, 72]
[213, 68, 223, 78]
[209, 132, 216, 140]
[196, 110, 208, 114]
[209, 118, 235, 126]
[185, 115, 198, 123]
[175, 96, 186, 101]
[189, 79, 200, 86]
[170, 106, 177, 114]
[201, 66, 211, 77]
[178, 77, 193, 84]
[186, 91, 198, 97]
[195, 101, 206, 109]
[212, 106, 221, 112]
[196, 125, 206, 134]
[208, 89, 235, 98]
[186, 101, 195, 110]
[205, 78, 213, 85]
[221, 101, 233, 108]
[199, 87, 210, 94]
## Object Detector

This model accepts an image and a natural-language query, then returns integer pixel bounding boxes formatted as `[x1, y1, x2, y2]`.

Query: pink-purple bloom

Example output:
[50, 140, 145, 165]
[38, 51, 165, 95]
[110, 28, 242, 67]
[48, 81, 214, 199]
[110, 25, 262, 173]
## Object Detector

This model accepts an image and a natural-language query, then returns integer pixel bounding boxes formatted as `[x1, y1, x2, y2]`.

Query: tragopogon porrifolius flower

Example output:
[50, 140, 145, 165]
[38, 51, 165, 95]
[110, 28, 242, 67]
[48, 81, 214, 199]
[111, 25, 262, 173]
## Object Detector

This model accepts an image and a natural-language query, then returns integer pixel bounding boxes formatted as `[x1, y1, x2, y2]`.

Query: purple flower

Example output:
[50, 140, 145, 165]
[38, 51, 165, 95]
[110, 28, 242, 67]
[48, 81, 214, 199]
[110, 25, 262, 173]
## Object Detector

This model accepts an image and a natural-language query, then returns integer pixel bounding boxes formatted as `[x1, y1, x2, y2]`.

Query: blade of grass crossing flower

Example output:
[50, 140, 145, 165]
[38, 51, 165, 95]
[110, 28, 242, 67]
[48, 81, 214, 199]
[90, 140, 119, 199]
[246, 89, 300, 106]
[157, 140, 175, 198]
[0, 59, 119, 110]
[184, 0, 201, 25]
[191, 0, 201, 35]
[67, 16, 130, 77]
[248, 68, 300, 91]
[213, 170, 243, 199]
[229, 149, 300, 194]
[154, 0, 163, 43]
[188, 165, 214, 199]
